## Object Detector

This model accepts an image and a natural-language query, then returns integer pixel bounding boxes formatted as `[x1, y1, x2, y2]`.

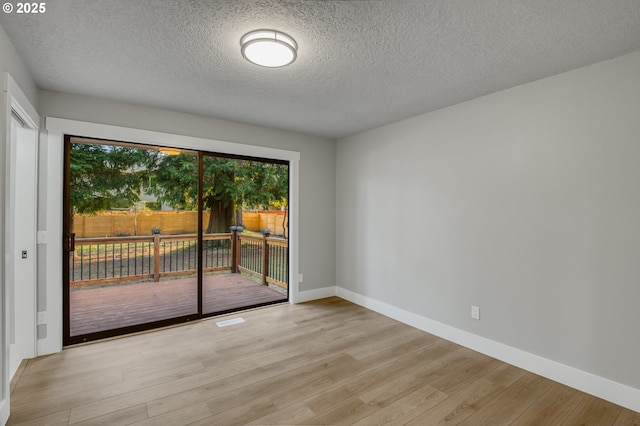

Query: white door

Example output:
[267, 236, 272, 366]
[8, 112, 37, 377]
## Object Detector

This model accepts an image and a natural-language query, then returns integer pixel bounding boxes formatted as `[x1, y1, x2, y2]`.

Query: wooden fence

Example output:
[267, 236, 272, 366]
[69, 228, 288, 290]
[72, 210, 287, 238]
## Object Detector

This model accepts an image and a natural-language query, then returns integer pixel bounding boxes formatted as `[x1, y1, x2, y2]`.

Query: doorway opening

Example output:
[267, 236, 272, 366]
[63, 136, 289, 345]
[7, 109, 37, 376]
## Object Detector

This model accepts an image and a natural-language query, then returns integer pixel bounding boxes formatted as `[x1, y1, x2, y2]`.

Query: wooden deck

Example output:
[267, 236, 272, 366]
[70, 273, 287, 336]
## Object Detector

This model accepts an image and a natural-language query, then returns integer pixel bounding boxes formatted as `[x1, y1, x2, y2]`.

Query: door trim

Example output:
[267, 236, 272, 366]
[2, 72, 40, 425]
[8, 111, 38, 372]
[43, 117, 300, 355]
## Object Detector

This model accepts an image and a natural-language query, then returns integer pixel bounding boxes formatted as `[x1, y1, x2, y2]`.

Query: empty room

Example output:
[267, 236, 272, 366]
[1, 1, 640, 425]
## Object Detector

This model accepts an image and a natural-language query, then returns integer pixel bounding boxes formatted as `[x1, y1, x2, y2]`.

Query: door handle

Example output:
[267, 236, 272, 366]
[66, 233, 76, 252]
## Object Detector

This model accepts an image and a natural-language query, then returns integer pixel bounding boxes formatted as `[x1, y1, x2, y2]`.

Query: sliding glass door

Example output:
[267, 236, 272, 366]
[63, 137, 289, 345]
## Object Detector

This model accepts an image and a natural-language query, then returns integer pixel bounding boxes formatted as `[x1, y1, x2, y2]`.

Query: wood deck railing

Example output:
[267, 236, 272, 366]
[233, 228, 288, 290]
[70, 228, 288, 289]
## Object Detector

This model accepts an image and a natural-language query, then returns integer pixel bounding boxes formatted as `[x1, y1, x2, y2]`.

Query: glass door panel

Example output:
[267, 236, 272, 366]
[64, 138, 199, 343]
[201, 155, 289, 315]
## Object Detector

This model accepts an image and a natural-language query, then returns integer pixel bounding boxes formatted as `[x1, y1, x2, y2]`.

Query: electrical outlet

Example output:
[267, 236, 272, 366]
[471, 306, 480, 320]
[298, 273, 303, 282]
[37, 311, 47, 325]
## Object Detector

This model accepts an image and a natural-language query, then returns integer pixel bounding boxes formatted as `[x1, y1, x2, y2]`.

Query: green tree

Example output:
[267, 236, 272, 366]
[242, 161, 289, 210]
[69, 143, 289, 235]
[69, 143, 149, 214]
[145, 154, 288, 234]
[239, 161, 289, 237]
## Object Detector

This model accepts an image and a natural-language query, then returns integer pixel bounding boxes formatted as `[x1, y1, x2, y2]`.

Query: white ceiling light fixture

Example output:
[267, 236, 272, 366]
[241, 29, 298, 68]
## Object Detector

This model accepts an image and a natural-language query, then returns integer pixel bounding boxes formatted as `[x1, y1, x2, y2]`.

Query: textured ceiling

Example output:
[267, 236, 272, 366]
[2, 0, 640, 139]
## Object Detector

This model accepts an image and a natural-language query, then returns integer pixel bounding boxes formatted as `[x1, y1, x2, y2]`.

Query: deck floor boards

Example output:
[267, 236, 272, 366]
[70, 273, 287, 336]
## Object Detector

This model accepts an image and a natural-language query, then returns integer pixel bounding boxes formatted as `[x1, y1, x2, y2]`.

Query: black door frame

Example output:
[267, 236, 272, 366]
[62, 135, 289, 346]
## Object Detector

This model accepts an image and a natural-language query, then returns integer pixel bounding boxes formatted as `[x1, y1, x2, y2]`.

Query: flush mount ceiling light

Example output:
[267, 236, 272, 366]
[240, 29, 297, 68]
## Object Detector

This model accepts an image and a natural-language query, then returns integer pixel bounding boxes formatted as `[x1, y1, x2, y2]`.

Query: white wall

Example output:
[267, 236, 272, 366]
[0, 24, 39, 426]
[37, 91, 336, 311]
[0, 27, 38, 104]
[337, 51, 640, 395]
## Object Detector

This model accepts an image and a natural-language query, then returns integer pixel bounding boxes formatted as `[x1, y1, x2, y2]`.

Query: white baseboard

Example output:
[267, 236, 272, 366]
[336, 286, 640, 414]
[37, 336, 62, 357]
[8, 345, 18, 380]
[0, 399, 9, 426]
[293, 286, 337, 303]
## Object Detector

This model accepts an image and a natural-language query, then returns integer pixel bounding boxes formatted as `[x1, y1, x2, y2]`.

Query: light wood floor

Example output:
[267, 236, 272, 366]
[8, 297, 639, 425]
